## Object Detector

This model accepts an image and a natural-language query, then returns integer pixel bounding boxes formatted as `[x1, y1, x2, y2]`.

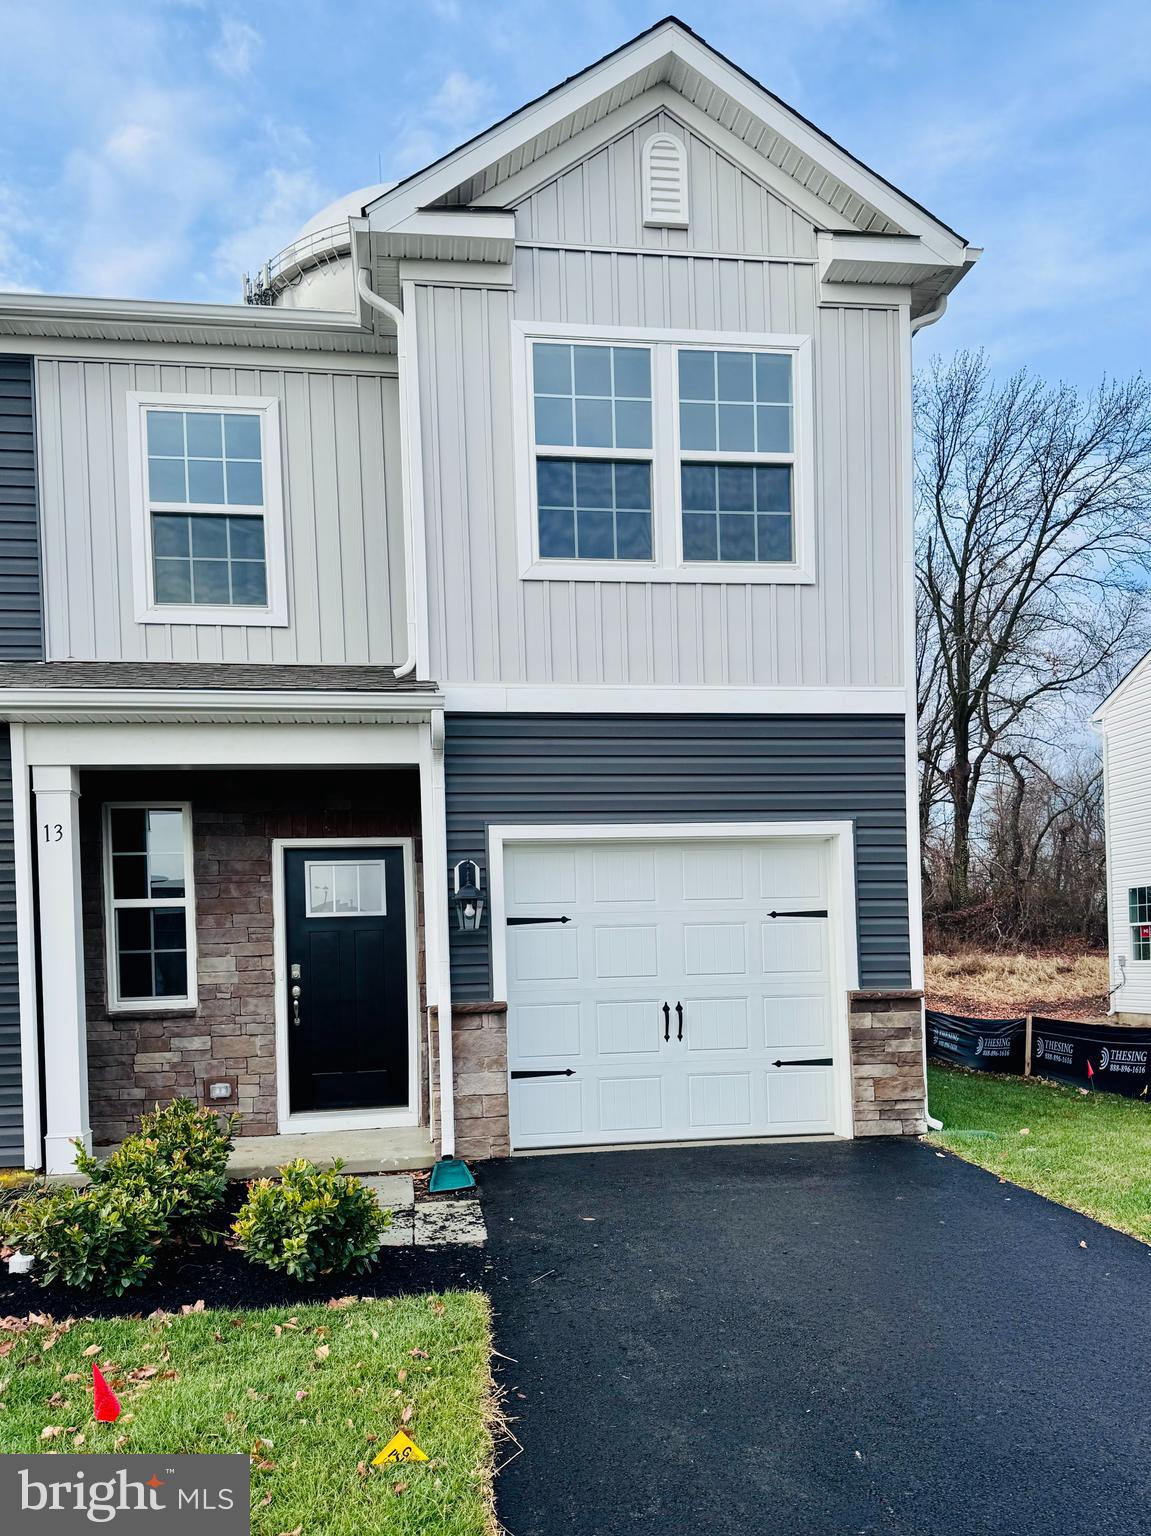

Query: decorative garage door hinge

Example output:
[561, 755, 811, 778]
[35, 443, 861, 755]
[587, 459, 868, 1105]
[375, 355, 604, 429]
[507, 915, 572, 925]
[510, 1068, 576, 1079]
[766, 909, 828, 919]
[772, 1057, 833, 1067]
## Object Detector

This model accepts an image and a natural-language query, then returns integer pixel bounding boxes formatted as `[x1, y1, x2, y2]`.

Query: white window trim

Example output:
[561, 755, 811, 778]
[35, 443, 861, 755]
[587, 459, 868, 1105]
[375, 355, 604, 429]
[102, 801, 198, 1015]
[125, 391, 289, 627]
[511, 320, 815, 585]
[303, 857, 389, 918]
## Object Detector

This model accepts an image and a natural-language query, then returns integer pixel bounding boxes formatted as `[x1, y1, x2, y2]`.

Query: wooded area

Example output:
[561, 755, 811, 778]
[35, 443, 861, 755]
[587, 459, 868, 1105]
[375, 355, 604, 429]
[915, 351, 1151, 947]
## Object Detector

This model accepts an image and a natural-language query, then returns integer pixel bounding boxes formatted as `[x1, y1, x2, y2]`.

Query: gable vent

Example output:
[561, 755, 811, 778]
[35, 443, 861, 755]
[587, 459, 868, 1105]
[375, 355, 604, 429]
[642, 133, 689, 229]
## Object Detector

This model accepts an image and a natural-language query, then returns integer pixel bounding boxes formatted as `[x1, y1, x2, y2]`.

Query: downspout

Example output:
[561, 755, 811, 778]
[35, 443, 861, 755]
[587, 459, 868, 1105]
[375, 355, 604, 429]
[355, 267, 419, 679]
[910, 293, 948, 335]
[356, 265, 456, 1153]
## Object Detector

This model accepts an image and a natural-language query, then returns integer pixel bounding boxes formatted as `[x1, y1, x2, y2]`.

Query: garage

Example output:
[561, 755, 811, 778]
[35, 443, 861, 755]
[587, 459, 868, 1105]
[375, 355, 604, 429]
[501, 831, 853, 1150]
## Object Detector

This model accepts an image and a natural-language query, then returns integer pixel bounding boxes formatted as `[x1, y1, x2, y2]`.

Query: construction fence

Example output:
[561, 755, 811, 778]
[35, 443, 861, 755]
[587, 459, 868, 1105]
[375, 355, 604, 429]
[926, 1009, 1151, 1099]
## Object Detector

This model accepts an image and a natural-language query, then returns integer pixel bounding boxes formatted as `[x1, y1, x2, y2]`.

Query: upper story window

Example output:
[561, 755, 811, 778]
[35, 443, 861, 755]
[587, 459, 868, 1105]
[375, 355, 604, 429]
[533, 344, 653, 560]
[1130, 888, 1151, 959]
[103, 803, 197, 1012]
[516, 323, 812, 584]
[126, 392, 288, 627]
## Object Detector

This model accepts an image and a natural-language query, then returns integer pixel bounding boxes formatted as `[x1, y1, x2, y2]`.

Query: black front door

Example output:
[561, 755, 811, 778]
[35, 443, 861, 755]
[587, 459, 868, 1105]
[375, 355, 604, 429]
[284, 845, 410, 1113]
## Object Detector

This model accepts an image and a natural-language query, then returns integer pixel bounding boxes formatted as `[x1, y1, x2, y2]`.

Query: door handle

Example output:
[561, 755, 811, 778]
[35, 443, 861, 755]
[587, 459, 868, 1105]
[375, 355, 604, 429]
[676, 1002, 684, 1041]
[291, 984, 302, 1028]
[662, 1002, 670, 1042]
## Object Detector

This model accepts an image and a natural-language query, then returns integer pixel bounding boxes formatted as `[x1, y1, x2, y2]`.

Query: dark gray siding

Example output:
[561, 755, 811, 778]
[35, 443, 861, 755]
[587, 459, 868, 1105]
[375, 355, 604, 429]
[445, 713, 912, 999]
[0, 725, 23, 1164]
[0, 357, 43, 659]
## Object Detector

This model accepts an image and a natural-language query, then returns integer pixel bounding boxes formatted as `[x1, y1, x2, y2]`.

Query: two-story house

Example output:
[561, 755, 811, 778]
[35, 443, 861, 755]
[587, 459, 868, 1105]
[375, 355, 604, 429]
[0, 19, 977, 1174]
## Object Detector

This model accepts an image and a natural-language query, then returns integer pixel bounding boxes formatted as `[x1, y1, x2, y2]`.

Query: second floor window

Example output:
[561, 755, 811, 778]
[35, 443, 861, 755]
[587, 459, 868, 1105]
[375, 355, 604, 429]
[127, 392, 288, 626]
[521, 328, 811, 581]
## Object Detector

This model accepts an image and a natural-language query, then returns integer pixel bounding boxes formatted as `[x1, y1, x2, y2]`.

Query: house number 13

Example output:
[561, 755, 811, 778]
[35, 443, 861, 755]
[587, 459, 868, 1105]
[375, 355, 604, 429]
[42, 823, 63, 843]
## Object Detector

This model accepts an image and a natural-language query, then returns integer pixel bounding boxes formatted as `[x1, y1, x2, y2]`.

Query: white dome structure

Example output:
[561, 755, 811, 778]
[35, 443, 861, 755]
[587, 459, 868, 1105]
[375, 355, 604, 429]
[243, 182, 394, 312]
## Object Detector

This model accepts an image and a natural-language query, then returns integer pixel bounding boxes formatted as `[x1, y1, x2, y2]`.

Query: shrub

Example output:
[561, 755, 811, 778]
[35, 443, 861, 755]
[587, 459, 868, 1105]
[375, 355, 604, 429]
[6, 1182, 168, 1295]
[232, 1158, 389, 1281]
[74, 1097, 237, 1243]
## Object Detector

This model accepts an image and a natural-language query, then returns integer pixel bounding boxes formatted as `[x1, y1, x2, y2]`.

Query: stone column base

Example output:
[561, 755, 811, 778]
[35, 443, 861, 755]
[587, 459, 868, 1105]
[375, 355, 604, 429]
[849, 990, 926, 1136]
[430, 1001, 510, 1162]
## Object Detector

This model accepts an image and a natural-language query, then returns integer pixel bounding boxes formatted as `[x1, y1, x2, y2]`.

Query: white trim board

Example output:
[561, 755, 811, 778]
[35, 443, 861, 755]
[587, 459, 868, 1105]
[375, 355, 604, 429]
[442, 684, 907, 715]
[271, 837, 421, 1135]
[486, 818, 860, 1141]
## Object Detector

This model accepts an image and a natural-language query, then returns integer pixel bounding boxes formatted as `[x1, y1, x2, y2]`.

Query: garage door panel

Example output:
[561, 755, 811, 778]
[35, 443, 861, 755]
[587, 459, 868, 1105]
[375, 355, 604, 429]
[512, 1002, 582, 1060]
[763, 995, 833, 1051]
[506, 838, 842, 1148]
[510, 926, 579, 982]
[596, 999, 663, 1055]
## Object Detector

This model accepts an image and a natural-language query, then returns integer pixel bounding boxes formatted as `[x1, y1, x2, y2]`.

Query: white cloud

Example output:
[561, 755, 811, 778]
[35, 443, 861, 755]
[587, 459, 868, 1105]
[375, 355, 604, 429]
[389, 66, 494, 176]
[210, 16, 261, 79]
[428, 69, 493, 127]
[210, 164, 328, 293]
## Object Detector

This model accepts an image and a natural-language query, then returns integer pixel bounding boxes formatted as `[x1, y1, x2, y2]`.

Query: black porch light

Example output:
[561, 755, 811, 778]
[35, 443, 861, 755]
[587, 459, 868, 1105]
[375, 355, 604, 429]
[452, 859, 485, 932]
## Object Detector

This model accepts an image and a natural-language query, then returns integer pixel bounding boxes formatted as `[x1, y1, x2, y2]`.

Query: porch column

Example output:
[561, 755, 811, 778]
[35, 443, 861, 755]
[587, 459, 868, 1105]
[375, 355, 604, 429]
[32, 765, 90, 1172]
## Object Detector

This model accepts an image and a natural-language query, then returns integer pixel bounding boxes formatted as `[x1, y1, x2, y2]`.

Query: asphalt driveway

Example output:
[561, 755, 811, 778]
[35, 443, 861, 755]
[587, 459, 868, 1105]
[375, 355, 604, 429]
[480, 1140, 1151, 1536]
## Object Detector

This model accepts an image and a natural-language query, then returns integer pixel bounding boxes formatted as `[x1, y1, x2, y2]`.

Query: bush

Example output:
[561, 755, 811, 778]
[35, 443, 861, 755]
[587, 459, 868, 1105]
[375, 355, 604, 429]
[232, 1158, 389, 1281]
[6, 1182, 168, 1295]
[74, 1097, 237, 1243]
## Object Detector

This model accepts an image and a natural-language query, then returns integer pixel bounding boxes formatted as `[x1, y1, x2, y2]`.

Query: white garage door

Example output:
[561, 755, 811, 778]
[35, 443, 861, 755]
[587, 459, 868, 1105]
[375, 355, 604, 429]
[505, 837, 843, 1150]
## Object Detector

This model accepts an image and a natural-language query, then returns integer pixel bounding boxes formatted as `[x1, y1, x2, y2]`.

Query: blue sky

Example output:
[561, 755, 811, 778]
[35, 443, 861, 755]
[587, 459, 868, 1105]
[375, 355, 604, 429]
[2, 0, 1148, 386]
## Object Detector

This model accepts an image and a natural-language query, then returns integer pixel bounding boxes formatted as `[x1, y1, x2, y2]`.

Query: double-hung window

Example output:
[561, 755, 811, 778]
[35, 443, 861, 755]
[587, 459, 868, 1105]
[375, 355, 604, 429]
[532, 343, 655, 561]
[127, 393, 287, 626]
[519, 325, 811, 581]
[103, 804, 197, 1011]
[1130, 888, 1151, 960]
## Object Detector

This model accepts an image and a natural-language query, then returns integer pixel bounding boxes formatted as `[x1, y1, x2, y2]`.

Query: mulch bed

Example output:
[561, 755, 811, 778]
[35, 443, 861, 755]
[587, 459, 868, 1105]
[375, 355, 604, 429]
[927, 993, 1109, 1021]
[0, 1183, 488, 1320]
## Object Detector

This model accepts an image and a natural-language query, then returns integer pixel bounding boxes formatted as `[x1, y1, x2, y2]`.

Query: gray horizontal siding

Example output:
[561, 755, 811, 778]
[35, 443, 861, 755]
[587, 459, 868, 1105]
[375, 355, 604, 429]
[0, 725, 22, 1165]
[0, 357, 43, 660]
[444, 712, 911, 999]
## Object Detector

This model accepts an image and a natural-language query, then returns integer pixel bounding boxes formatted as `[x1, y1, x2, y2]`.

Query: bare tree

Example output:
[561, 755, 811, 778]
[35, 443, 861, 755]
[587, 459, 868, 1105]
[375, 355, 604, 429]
[916, 351, 1151, 922]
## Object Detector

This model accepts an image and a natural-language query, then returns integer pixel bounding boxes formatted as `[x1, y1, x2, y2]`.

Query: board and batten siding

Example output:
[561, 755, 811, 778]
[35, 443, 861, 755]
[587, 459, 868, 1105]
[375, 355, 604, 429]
[35, 359, 406, 664]
[0, 726, 22, 1165]
[444, 713, 911, 1000]
[1102, 670, 1151, 1017]
[0, 356, 44, 659]
[414, 273, 904, 690]
[513, 110, 818, 258]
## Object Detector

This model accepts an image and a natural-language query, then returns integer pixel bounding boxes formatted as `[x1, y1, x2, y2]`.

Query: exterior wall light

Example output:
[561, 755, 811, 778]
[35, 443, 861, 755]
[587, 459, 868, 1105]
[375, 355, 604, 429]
[452, 859, 485, 932]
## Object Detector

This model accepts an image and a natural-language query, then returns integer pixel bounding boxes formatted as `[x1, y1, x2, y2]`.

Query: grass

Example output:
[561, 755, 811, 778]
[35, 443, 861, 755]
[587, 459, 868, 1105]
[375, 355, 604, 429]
[0, 1293, 497, 1536]
[925, 948, 1108, 1018]
[928, 1063, 1151, 1245]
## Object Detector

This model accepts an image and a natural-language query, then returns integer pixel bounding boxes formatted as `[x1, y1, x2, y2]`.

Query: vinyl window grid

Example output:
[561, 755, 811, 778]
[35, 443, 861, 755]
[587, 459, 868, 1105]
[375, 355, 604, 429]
[126, 392, 288, 627]
[515, 322, 814, 584]
[102, 802, 198, 1013]
[1130, 887, 1151, 960]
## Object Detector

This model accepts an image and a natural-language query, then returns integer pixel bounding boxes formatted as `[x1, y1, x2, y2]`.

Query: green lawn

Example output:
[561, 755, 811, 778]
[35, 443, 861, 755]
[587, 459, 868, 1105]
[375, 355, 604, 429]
[928, 1063, 1151, 1244]
[0, 1293, 496, 1536]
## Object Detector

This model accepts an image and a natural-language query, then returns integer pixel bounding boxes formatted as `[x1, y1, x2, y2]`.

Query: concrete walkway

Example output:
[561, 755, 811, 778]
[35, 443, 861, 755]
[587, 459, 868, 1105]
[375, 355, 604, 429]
[481, 1140, 1151, 1536]
[226, 1125, 435, 1177]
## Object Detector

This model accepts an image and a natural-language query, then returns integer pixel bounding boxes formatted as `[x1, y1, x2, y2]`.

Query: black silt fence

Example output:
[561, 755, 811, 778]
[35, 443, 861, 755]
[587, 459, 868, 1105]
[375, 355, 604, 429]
[927, 1009, 1151, 1099]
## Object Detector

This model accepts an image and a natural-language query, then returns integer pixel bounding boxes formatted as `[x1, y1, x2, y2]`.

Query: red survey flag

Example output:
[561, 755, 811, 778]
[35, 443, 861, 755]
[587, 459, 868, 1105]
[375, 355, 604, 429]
[1087, 1059, 1095, 1082]
[92, 1363, 121, 1423]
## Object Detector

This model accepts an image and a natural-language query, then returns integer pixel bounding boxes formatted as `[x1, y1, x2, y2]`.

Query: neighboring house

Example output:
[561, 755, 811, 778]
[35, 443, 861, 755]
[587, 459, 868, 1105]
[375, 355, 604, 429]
[0, 18, 978, 1173]
[1095, 654, 1151, 1025]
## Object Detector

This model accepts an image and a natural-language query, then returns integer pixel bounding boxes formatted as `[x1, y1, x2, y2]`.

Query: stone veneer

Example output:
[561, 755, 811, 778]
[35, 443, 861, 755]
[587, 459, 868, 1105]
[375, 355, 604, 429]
[429, 1002, 510, 1162]
[848, 990, 927, 1136]
[80, 768, 424, 1145]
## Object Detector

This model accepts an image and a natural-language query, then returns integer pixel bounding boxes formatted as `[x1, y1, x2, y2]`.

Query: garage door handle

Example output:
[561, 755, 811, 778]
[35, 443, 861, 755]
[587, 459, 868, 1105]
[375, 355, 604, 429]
[676, 1002, 684, 1041]
[510, 1069, 575, 1079]
[772, 1057, 833, 1067]
[662, 1002, 670, 1041]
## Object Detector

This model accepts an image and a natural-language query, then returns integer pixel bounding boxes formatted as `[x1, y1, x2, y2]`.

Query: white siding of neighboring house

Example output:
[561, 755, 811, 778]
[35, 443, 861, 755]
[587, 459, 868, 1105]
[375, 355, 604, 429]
[35, 357, 407, 664]
[413, 111, 907, 690]
[1101, 660, 1151, 1018]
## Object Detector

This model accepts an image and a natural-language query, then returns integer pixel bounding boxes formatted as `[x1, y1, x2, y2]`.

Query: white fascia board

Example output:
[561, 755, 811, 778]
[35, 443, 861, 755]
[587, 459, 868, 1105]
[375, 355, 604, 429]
[0, 290, 374, 347]
[1093, 646, 1151, 721]
[365, 21, 968, 258]
[0, 689, 444, 725]
[390, 209, 516, 243]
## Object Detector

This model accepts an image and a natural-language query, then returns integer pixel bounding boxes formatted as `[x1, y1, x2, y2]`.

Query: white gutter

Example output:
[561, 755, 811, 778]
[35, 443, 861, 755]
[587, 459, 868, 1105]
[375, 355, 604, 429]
[355, 267, 421, 679]
[910, 293, 948, 334]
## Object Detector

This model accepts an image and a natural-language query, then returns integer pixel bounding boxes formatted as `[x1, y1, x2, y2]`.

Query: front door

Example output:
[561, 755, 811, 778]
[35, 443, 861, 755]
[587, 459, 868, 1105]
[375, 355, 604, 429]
[283, 844, 410, 1114]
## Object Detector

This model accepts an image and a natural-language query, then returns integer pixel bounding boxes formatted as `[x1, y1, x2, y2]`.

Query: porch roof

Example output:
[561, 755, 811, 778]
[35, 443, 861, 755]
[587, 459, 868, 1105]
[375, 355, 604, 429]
[0, 662, 438, 692]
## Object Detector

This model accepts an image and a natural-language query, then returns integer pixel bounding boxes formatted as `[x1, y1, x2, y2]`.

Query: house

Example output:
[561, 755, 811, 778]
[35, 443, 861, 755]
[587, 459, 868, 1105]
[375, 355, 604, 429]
[0, 19, 978, 1174]
[1095, 654, 1151, 1025]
